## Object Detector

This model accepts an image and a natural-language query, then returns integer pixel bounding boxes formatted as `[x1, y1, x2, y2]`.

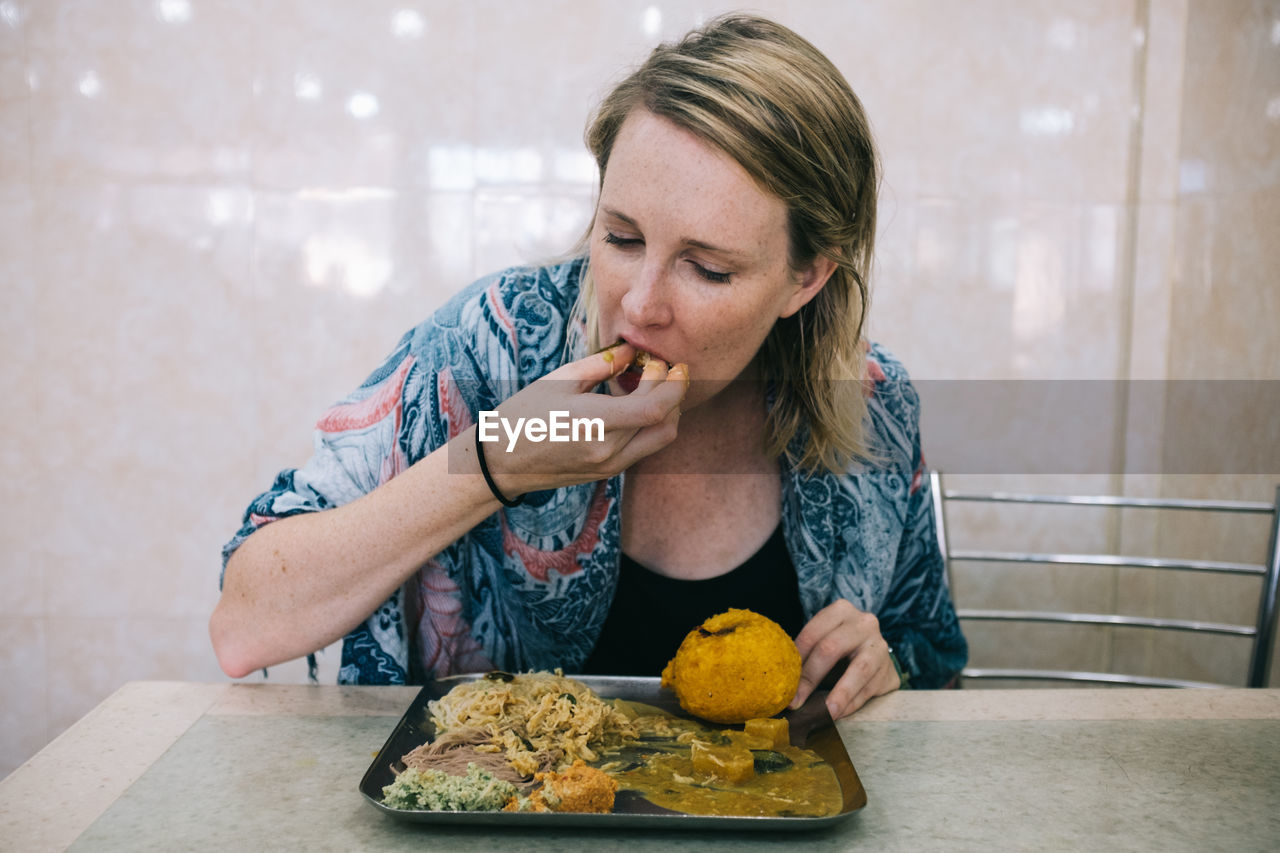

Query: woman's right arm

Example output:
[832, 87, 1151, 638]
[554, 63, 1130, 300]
[209, 345, 688, 678]
[210, 431, 502, 678]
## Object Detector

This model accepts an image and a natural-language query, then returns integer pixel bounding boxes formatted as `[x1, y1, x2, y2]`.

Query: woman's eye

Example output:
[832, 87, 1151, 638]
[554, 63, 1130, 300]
[691, 263, 731, 284]
[603, 231, 641, 247]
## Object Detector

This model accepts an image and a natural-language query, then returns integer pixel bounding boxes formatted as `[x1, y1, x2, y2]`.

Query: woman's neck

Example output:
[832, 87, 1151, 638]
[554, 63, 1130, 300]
[630, 375, 771, 476]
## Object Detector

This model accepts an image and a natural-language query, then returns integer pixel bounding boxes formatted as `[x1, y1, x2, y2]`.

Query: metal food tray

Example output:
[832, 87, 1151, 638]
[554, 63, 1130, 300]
[359, 674, 867, 829]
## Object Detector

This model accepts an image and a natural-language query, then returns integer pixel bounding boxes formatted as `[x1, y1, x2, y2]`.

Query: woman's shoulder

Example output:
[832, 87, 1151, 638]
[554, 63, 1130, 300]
[403, 256, 588, 378]
[865, 340, 910, 381]
[418, 256, 585, 331]
[860, 341, 924, 473]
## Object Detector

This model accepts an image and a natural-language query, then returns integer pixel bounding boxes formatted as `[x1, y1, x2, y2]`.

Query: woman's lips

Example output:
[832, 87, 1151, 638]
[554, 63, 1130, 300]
[614, 335, 671, 365]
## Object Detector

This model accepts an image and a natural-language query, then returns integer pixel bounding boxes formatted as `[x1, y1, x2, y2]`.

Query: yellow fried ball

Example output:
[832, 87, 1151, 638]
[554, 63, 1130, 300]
[660, 608, 802, 724]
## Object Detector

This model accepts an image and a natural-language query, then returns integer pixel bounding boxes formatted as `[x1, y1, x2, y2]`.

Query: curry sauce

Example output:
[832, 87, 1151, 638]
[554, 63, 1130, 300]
[601, 702, 843, 818]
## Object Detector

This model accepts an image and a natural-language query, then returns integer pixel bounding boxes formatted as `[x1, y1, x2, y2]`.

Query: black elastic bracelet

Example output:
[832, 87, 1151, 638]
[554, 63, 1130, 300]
[474, 425, 524, 507]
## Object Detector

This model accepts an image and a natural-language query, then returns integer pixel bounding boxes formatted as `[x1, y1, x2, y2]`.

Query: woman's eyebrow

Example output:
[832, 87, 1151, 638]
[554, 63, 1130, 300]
[682, 237, 747, 260]
[601, 206, 637, 226]
[600, 206, 748, 260]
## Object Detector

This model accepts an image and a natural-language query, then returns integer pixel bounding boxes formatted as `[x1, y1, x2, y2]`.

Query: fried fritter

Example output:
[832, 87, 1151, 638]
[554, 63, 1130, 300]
[660, 608, 802, 724]
[508, 760, 618, 814]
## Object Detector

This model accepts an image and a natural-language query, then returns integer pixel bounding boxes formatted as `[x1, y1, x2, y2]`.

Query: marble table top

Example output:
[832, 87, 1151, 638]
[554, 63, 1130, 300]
[2, 683, 1277, 852]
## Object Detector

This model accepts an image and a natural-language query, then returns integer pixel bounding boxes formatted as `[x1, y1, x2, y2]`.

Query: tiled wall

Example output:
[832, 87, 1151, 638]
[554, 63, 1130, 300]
[2, 0, 1277, 776]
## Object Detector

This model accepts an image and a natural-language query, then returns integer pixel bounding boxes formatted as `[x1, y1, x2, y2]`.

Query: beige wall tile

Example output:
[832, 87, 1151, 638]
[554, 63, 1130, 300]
[1167, 0, 1279, 379]
[748, 0, 927, 198]
[873, 199, 1132, 379]
[910, 0, 1139, 204]
[0, 1, 30, 102]
[29, 185, 257, 620]
[244, 187, 476, 489]
[24, 0, 257, 185]
[252, 0, 474, 191]
[43, 618, 224, 737]
[471, 0, 621, 157]
[0, 96, 28, 187]
[0, 187, 44, 619]
[1133, 0, 1280, 685]
[1177, 0, 1280, 197]
[1137, 0, 1189, 203]
[1126, 203, 1176, 382]
[1170, 192, 1280, 378]
[0, 617, 47, 779]
[472, 189, 593, 275]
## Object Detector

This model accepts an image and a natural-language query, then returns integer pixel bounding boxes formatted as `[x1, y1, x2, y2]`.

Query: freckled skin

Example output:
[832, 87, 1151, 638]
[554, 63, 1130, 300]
[590, 109, 826, 410]
[596, 110, 838, 585]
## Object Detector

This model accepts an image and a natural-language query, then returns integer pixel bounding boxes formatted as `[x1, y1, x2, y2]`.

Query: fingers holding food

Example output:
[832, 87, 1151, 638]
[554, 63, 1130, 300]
[471, 347, 689, 498]
[555, 340, 636, 392]
[791, 599, 857, 709]
[827, 642, 898, 719]
[612, 345, 663, 395]
[790, 599, 899, 719]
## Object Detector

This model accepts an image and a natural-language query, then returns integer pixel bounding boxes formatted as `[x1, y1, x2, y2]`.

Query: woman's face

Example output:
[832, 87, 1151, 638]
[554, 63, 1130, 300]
[590, 109, 832, 408]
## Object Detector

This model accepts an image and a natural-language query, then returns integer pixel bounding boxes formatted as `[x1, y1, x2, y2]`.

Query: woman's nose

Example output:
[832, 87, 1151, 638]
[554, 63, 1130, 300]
[620, 260, 673, 328]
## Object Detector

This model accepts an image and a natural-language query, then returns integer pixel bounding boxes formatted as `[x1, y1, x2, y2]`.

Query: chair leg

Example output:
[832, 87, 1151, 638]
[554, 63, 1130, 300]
[1247, 485, 1280, 687]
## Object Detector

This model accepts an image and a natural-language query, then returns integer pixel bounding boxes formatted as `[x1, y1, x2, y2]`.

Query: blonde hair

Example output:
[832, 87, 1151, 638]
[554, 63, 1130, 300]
[576, 14, 880, 474]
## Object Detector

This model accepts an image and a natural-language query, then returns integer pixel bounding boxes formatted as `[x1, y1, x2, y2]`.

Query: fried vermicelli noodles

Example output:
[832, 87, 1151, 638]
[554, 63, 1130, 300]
[425, 672, 638, 777]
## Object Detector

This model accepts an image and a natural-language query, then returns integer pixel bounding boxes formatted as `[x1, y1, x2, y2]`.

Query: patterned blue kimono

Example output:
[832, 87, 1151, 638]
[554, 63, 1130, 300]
[222, 258, 967, 689]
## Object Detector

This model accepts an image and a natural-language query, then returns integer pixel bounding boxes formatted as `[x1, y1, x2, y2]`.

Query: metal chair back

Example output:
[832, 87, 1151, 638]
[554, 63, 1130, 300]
[932, 472, 1280, 688]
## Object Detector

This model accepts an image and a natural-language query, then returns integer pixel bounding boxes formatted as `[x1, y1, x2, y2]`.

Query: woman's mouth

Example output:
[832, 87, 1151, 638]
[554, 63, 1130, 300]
[614, 346, 662, 394]
[617, 368, 642, 394]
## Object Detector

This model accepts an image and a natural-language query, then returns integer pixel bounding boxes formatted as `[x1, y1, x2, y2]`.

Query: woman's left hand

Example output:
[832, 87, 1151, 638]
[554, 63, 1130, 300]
[790, 598, 901, 719]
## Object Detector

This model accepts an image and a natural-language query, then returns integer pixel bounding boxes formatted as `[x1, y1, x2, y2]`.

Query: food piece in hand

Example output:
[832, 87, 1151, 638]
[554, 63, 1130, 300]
[608, 342, 668, 394]
[660, 608, 802, 724]
[596, 338, 657, 370]
[690, 741, 755, 784]
[620, 349, 662, 392]
[743, 717, 791, 749]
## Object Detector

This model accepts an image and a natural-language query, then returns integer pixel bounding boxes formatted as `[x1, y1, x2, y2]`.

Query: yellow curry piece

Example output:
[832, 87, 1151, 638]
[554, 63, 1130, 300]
[743, 717, 790, 749]
[690, 741, 755, 784]
[661, 608, 802, 724]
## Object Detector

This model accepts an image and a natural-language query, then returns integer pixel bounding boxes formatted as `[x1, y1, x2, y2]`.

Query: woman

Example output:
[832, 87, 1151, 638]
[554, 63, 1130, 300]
[211, 14, 966, 719]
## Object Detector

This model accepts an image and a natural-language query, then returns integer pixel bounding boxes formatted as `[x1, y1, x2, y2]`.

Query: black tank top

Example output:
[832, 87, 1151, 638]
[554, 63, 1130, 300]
[581, 523, 806, 676]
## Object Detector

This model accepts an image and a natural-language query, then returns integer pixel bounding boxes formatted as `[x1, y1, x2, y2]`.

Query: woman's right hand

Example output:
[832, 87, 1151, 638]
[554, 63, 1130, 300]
[213, 342, 682, 678]
[477, 342, 688, 498]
